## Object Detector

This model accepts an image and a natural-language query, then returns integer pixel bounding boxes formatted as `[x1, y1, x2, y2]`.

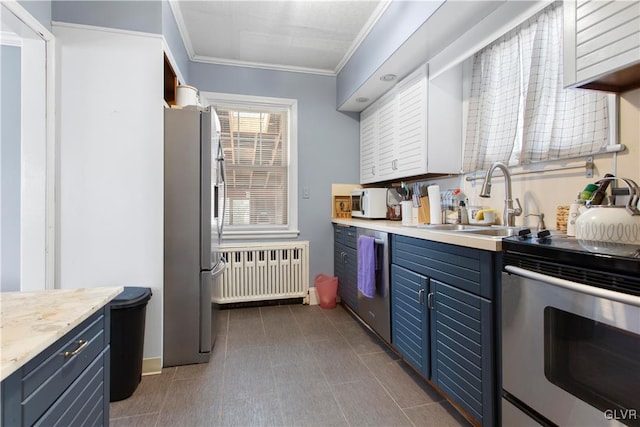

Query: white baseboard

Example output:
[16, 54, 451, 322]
[142, 357, 162, 375]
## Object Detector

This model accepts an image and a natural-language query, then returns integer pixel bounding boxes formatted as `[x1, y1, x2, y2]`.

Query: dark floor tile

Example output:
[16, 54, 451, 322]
[360, 352, 443, 409]
[260, 304, 294, 319]
[174, 342, 225, 381]
[109, 413, 159, 427]
[216, 309, 229, 337]
[218, 393, 284, 426]
[267, 340, 314, 368]
[110, 301, 464, 427]
[226, 306, 261, 323]
[298, 315, 341, 342]
[289, 304, 325, 317]
[403, 401, 471, 427]
[339, 321, 391, 355]
[155, 376, 222, 426]
[263, 320, 304, 343]
[279, 388, 348, 427]
[308, 338, 374, 385]
[223, 347, 275, 401]
[331, 377, 413, 427]
[272, 358, 331, 395]
[226, 317, 267, 350]
[322, 304, 357, 325]
[110, 368, 176, 419]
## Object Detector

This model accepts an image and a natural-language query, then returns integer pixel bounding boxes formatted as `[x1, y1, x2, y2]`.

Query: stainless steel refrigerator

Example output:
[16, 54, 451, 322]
[163, 106, 226, 366]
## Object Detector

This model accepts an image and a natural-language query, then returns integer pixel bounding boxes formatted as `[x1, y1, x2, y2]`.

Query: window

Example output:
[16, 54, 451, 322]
[201, 92, 298, 239]
[463, 1, 612, 172]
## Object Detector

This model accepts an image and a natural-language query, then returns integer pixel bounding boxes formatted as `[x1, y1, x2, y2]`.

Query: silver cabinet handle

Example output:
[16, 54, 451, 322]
[427, 292, 434, 310]
[63, 339, 89, 358]
[371, 166, 375, 176]
[418, 289, 424, 305]
[505, 265, 640, 308]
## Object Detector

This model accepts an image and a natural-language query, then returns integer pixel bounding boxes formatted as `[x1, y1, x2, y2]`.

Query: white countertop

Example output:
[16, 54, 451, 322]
[0, 286, 123, 381]
[332, 218, 505, 252]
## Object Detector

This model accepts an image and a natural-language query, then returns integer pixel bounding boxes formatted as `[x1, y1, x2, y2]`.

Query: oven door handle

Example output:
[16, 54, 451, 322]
[505, 265, 640, 308]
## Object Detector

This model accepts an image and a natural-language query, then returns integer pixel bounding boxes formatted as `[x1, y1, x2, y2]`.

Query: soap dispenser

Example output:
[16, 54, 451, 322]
[458, 201, 469, 225]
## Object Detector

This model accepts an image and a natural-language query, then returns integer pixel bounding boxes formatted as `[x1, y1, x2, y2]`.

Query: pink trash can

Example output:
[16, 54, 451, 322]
[314, 274, 338, 309]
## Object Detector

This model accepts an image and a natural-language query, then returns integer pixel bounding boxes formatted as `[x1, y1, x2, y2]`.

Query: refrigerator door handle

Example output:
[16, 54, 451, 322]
[216, 156, 226, 239]
[212, 256, 227, 277]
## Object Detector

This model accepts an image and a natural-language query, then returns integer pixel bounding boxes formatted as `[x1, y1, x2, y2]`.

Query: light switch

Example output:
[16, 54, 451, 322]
[303, 187, 310, 199]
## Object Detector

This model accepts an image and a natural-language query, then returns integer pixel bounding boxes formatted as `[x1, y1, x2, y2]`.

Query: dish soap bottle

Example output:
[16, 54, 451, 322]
[458, 201, 469, 225]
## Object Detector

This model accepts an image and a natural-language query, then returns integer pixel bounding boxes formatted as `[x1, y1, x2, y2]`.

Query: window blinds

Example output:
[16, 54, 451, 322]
[217, 106, 289, 228]
[463, 1, 609, 172]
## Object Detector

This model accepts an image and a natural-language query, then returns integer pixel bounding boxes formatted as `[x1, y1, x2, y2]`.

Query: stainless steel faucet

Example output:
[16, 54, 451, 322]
[525, 213, 546, 231]
[479, 162, 522, 226]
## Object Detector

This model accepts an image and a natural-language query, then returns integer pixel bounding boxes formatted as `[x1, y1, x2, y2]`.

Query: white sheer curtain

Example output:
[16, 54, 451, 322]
[463, 2, 609, 172]
[463, 30, 523, 171]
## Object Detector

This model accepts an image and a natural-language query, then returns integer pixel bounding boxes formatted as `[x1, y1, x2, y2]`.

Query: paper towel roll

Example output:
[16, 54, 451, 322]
[427, 185, 442, 224]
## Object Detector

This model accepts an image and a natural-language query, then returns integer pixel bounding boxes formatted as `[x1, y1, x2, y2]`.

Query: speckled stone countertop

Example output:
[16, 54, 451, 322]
[332, 218, 506, 251]
[0, 286, 123, 381]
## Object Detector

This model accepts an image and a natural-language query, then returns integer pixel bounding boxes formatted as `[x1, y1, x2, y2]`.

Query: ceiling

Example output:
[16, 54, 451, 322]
[170, 0, 389, 75]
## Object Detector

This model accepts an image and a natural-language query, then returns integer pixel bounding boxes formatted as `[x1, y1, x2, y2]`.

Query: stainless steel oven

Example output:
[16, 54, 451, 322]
[501, 233, 640, 427]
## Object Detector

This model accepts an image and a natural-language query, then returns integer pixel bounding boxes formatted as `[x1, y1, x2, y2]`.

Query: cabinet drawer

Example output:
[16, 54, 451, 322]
[343, 227, 357, 249]
[21, 311, 106, 426]
[34, 348, 108, 427]
[391, 234, 495, 299]
[334, 224, 357, 248]
[334, 224, 345, 245]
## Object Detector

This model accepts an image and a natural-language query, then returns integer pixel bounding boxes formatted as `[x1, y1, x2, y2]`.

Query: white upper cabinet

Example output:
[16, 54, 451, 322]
[564, 0, 640, 91]
[359, 63, 462, 184]
[360, 104, 378, 183]
[375, 90, 398, 181]
[396, 65, 428, 178]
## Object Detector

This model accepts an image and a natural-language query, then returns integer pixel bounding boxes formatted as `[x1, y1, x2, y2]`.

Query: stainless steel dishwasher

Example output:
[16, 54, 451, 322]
[356, 228, 391, 343]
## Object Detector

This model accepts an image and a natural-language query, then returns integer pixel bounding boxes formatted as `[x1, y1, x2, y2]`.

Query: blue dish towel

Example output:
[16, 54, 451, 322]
[357, 235, 376, 298]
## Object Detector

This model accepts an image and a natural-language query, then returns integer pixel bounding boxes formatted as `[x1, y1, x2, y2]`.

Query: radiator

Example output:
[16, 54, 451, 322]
[213, 241, 309, 304]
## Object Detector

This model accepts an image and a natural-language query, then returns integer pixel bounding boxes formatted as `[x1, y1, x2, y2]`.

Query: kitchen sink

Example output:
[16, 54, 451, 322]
[457, 227, 523, 237]
[416, 224, 485, 231]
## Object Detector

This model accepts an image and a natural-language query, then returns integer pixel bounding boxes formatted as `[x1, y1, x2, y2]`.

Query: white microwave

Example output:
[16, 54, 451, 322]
[351, 188, 387, 219]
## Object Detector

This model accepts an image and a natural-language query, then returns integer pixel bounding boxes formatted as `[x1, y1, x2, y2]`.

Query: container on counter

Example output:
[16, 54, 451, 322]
[386, 187, 402, 221]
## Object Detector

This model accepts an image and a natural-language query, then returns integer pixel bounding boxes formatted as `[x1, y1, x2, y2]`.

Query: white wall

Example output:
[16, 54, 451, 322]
[55, 24, 164, 362]
[1, 45, 21, 292]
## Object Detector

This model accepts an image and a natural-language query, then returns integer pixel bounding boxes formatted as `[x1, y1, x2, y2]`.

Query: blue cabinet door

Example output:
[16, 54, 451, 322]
[391, 264, 429, 378]
[430, 279, 494, 426]
[334, 242, 358, 311]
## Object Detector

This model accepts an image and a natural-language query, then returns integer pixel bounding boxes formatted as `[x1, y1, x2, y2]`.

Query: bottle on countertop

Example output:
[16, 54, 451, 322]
[458, 200, 469, 225]
[588, 173, 615, 205]
[580, 184, 598, 201]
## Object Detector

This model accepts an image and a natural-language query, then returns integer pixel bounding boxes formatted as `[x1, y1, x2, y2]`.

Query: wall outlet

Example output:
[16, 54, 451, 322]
[303, 187, 310, 199]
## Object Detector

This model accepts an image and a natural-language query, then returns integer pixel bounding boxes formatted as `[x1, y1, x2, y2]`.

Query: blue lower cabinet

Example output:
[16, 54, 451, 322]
[1, 307, 110, 426]
[333, 225, 358, 312]
[430, 280, 494, 427]
[335, 242, 358, 311]
[391, 264, 429, 378]
[391, 234, 498, 426]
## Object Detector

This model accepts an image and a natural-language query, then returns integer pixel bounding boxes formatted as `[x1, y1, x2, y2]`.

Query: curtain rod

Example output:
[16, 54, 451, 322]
[465, 144, 626, 182]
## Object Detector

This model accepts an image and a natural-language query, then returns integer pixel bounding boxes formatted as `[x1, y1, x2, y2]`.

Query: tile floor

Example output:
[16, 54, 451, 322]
[110, 304, 470, 427]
